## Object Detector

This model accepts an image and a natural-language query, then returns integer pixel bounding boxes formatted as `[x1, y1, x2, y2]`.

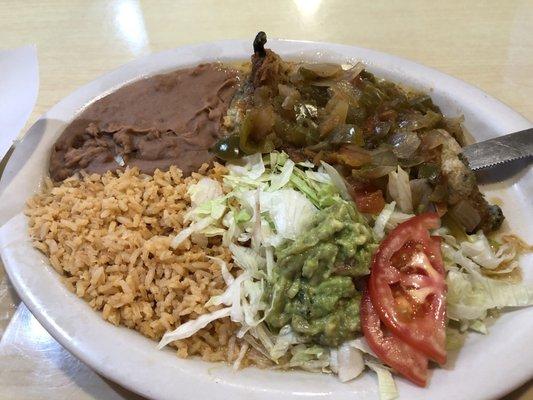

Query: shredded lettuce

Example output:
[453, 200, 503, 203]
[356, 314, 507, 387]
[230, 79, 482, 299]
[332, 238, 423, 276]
[175, 179, 229, 246]
[366, 361, 399, 400]
[233, 342, 249, 370]
[242, 333, 272, 359]
[459, 232, 515, 270]
[468, 319, 488, 334]
[242, 279, 267, 327]
[372, 201, 415, 239]
[260, 190, 318, 243]
[160, 242, 271, 351]
[222, 210, 240, 247]
[387, 166, 412, 214]
[442, 233, 533, 324]
[305, 169, 331, 184]
[229, 243, 266, 278]
[333, 337, 398, 400]
[351, 338, 398, 400]
[446, 327, 466, 350]
[265, 246, 275, 280]
[270, 325, 304, 361]
[234, 188, 318, 247]
[228, 152, 265, 180]
[347, 337, 378, 358]
[207, 256, 233, 285]
[188, 197, 227, 221]
[320, 161, 351, 201]
[188, 177, 223, 208]
[269, 159, 295, 191]
[386, 210, 414, 231]
[157, 307, 231, 348]
[288, 344, 330, 372]
[205, 272, 249, 308]
[223, 244, 269, 334]
[332, 342, 365, 382]
[373, 201, 396, 240]
[177, 152, 341, 249]
[249, 323, 275, 353]
[170, 216, 214, 249]
[446, 265, 533, 321]
[297, 160, 316, 168]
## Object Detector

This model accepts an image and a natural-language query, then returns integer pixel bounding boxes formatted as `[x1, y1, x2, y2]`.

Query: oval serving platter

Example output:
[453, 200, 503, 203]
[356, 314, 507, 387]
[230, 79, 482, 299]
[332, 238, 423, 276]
[0, 39, 531, 400]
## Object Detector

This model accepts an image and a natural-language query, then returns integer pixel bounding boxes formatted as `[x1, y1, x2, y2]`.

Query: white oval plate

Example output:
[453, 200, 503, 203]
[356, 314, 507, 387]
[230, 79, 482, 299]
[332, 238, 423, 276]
[0, 39, 532, 400]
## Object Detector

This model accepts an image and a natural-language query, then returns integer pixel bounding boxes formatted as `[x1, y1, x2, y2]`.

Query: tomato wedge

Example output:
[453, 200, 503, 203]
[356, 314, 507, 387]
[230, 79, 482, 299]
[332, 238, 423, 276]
[369, 213, 447, 365]
[361, 288, 429, 387]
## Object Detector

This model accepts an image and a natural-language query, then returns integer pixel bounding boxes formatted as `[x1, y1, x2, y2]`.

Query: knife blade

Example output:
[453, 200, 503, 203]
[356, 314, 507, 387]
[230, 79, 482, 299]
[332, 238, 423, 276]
[461, 128, 533, 171]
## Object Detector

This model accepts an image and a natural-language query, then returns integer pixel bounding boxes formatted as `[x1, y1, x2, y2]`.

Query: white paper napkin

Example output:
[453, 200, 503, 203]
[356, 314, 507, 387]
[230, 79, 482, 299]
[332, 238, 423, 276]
[0, 45, 39, 160]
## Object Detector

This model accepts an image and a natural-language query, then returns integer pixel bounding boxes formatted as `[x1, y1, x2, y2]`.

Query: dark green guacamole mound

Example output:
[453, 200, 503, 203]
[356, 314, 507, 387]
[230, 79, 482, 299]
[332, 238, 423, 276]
[265, 201, 377, 347]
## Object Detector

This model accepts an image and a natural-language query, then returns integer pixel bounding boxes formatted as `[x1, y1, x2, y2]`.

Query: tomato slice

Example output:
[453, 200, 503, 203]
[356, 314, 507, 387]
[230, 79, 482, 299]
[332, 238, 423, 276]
[354, 190, 385, 214]
[369, 213, 447, 365]
[361, 288, 428, 387]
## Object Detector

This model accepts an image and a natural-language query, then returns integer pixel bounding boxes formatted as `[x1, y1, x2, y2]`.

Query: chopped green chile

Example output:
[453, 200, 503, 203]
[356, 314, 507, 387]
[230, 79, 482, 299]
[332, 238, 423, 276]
[346, 104, 368, 125]
[409, 94, 441, 114]
[400, 110, 442, 131]
[328, 124, 364, 146]
[219, 51, 502, 232]
[418, 162, 441, 183]
[239, 110, 277, 154]
[299, 63, 343, 80]
[390, 131, 421, 159]
[211, 134, 242, 161]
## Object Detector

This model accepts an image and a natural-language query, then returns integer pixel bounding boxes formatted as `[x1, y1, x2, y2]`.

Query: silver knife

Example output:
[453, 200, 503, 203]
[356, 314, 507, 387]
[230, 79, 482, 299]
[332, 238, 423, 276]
[461, 128, 533, 170]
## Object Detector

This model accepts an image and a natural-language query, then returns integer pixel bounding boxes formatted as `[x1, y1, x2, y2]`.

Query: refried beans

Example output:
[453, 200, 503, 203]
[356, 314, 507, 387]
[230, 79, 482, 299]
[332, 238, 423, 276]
[49, 63, 240, 181]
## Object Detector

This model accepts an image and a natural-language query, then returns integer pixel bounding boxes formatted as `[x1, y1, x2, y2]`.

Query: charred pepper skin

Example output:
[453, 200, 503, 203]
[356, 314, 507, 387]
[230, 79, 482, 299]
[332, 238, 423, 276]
[253, 31, 267, 57]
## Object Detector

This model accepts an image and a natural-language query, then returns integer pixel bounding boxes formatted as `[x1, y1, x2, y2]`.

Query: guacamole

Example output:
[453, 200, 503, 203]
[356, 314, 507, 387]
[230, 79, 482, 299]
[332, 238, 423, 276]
[265, 201, 377, 347]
